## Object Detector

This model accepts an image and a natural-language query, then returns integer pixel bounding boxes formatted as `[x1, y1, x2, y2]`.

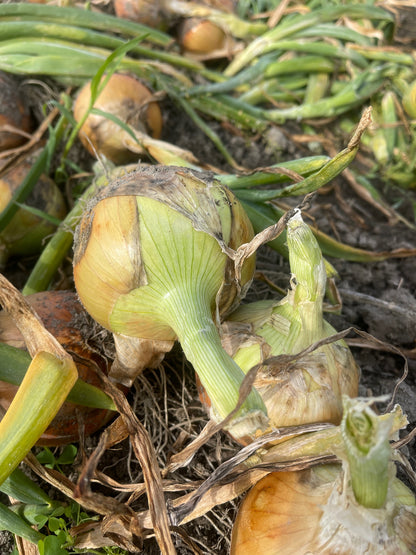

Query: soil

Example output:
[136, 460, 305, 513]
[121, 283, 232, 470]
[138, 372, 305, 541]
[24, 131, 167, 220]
[0, 5, 416, 555]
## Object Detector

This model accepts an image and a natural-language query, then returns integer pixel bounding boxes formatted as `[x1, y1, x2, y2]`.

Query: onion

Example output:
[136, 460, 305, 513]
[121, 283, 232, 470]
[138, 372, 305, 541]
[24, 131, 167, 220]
[199, 211, 360, 435]
[113, 0, 168, 28]
[73, 165, 268, 440]
[73, 73, 163, 164]
[0, 291, 114, 445]
[0, 159, 66, 268]
[0, 71, 32, 152]
[177, 17, 227, 53]
[231, 398, 416, 554]
[73, 73, 197, 165]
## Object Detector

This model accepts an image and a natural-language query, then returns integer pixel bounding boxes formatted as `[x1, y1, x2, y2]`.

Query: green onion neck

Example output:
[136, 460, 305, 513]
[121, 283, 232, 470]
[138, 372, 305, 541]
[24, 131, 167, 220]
[341, 397, 392, 509]
[162, 285, 268, 433]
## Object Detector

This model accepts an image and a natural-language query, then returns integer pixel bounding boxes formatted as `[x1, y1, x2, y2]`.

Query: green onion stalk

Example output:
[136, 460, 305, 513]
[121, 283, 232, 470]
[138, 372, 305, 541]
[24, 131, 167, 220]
[219, 211, 360, 431]
[73, 165, 269, 441]
[224, 4, 395, 76]
[0, 276, 78, 485]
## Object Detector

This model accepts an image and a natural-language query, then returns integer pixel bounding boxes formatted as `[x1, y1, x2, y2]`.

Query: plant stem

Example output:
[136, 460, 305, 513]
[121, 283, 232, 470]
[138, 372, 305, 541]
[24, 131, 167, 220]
[164, 286, 267, 426]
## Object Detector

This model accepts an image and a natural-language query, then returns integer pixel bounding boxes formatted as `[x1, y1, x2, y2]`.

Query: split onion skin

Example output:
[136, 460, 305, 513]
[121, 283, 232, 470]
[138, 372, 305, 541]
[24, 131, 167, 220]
[73, 73, 163, 164]
[0, 291, 114, 446]
[0, 71, 32, 152]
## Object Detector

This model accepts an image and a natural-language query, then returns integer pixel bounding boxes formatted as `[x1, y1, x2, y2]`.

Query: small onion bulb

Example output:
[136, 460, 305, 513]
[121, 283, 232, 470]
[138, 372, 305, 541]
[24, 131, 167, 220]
[73, 73, 163, 164]
[177, 18, 227, 54]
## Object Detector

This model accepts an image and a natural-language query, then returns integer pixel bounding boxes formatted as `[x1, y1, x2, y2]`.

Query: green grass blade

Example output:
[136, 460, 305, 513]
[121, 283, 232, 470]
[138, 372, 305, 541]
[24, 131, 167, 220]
[0, 500, 44, 544]
[0, 468, 53, 506]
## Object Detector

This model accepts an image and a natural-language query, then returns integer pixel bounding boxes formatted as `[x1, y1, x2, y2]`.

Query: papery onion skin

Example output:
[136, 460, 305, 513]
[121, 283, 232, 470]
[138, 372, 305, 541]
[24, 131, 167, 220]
[73, 73, 163, 164]
[73, 165, 267, 437]
[231, 466, 416, 555]
[0, 291, 114, 446]
[222, 303, 360, 429]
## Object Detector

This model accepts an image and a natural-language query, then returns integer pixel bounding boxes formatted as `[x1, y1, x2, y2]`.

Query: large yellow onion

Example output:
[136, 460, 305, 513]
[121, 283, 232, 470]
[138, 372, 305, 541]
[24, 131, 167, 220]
[73, 165, 268, 440]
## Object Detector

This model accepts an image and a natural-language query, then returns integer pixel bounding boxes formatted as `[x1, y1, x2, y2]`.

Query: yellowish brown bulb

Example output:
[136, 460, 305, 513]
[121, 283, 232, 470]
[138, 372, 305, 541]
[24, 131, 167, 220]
[177, 18, 227, 53]
[73, 73, 163, 164]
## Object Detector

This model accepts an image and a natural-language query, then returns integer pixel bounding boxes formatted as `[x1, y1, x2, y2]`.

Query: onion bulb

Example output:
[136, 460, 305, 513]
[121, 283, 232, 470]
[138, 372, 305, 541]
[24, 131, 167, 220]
[0, 159, 66, 268]
[231, 398, 416, 554]
[207, 210, 360, 433]
[113, 0, 168, 28]
[73, 73, 163, 164]
[0, 71, 32, 152]
[73, 165, 268, 440]
[74, 73, 197, 165]
[0, 291, 114, 445]
[177, 18, 227, 54]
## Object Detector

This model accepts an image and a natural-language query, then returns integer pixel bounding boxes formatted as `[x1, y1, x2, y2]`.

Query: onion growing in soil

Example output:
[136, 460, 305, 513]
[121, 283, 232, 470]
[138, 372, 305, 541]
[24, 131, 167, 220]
[0, 71, 32, 152]
[0, 291, 114, 446]
[73, 165, 268, 440]
[0, 159, 66, 268]
[113, 0, 169, 28]
[73, 73, 163, 164]
[231, 397, 416, 554]
[73, 73, 196, 165]
[199, 211, 360, 437]
[176, 17, 227, 54]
